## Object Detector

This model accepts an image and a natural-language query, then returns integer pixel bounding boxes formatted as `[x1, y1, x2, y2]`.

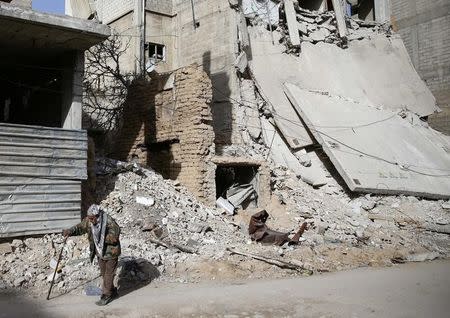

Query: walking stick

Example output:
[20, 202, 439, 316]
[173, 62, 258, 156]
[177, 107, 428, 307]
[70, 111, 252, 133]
[46, 236, 68, 300]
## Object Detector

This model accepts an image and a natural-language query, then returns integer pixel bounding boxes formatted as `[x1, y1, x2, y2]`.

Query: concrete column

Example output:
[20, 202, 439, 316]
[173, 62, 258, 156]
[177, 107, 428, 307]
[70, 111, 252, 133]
[62, 51, 84, 129]
[134, 0, 145, 74]
[375, 0, 391, 22]
[318, 0, 328, 13]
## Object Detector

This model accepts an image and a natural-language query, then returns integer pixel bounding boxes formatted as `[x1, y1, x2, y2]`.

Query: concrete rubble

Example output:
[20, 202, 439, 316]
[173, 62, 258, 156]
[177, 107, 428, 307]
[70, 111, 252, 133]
[1, 157, 450, 295]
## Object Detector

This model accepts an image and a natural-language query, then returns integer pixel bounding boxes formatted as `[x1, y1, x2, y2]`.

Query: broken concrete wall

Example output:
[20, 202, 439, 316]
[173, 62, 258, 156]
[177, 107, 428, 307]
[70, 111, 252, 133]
[391, 0, 450, 135]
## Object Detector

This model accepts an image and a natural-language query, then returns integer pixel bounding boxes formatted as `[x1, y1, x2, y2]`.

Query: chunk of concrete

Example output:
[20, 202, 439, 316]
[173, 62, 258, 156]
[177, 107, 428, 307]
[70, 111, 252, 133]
[234, 51, 248, 74]
[248, 26, 314, 149]
[284, 0, 301, 46]
[136, 196, 155, 206]
[297, 22, 308, 35]
[261, 118, 327, 187]
[309, 28, 331, 42]
[0, 243, 12, 255]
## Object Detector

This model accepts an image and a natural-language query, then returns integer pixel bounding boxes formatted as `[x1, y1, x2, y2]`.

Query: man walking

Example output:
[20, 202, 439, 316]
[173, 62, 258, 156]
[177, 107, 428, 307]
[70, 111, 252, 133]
[63, 204, 121, 306]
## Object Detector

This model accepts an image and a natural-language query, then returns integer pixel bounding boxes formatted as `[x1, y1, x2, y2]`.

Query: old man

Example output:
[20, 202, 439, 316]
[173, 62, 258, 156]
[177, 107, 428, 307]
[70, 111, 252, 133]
[63, 204, 121, 306]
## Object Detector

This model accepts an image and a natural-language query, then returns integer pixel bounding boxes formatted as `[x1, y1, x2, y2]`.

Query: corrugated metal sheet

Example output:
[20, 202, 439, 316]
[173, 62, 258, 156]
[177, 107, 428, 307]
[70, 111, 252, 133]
[0, 123, 87, 238]
[0, 123, 87, 179]
[0, 177, 82, 237]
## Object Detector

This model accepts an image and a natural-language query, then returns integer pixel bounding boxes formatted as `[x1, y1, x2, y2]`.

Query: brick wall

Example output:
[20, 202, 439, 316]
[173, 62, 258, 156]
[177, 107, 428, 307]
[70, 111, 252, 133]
[391, 0, 450, 134]
[113, 64, 216, 202]
[173, 0, 242, 147]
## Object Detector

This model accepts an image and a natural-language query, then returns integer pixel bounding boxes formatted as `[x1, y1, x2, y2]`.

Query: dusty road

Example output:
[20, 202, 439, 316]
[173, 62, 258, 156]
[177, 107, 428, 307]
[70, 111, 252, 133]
[1, 259, 449, 318]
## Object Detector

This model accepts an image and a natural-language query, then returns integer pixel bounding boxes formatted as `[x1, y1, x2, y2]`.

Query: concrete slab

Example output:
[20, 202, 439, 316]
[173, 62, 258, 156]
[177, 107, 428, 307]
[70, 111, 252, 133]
[261, 118, 328, 187]
[248, 26, 314, 149]
[284, 83, 450, 199]
[295, 36, 439, 117]
[0, 2, 110, 53]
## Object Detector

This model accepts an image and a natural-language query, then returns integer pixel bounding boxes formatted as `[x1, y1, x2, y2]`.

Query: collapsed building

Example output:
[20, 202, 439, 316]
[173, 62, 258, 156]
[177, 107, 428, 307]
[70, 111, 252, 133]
[66, 0, 450, 208]
[0, 1, 110, 238]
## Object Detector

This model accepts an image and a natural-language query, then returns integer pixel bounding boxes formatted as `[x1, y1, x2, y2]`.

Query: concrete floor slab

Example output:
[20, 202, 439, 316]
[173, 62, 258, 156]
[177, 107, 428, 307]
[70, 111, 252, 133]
[284, 83, 450, 199]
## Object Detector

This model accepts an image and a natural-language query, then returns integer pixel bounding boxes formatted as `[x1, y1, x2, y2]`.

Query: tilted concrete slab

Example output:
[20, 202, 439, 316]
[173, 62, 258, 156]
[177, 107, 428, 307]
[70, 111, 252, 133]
[261, 118, 328, 187]
[295, 35, 439, 117]
[248, 26, 314, 149]
[284, 83, 450, 199]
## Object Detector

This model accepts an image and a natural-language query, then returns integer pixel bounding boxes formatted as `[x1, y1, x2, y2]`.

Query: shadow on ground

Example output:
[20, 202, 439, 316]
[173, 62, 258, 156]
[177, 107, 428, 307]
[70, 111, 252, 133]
[116, 257, 160, 298]
[0, 290, 55, 318]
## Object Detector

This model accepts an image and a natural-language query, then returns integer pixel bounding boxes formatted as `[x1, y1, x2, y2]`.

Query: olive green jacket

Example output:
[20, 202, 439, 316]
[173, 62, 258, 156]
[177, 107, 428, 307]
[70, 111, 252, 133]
[67, 214, 121, 260]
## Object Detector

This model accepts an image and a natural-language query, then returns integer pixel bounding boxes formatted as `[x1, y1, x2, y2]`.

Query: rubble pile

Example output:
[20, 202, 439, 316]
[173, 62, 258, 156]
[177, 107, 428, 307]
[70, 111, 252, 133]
[1, 157, 449, 295]
[246, 1, 393, 53]
[0, 160, 247, 295]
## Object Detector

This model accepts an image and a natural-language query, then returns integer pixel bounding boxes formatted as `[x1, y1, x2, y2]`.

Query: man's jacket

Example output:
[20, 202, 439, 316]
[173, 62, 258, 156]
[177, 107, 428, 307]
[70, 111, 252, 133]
[67, 214, 121, 260]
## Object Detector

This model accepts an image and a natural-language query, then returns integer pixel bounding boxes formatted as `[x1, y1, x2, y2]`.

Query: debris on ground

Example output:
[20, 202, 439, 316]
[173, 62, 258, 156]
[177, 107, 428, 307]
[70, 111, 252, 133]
[1, 158, 449, 296]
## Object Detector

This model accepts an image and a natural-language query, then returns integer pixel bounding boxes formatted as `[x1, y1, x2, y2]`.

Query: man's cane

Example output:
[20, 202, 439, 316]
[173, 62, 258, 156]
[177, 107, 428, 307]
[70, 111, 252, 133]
[46, 236, 68, 300]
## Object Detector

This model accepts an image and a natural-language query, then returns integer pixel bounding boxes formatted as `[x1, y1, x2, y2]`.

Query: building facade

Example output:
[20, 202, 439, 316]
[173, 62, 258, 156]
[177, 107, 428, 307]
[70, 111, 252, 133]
[0, 1, 109, 237]
[391, 0, 450, 134]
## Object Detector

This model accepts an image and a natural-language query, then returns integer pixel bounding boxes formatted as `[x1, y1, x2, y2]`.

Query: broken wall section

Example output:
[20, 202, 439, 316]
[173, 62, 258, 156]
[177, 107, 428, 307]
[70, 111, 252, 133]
[149, 65, 216, 203]
[113, 64, 216, 203]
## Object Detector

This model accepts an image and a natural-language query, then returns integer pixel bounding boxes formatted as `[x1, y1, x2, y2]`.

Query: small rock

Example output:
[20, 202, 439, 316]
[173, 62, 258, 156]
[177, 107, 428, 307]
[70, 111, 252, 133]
[406, 252, 439, 262]
[361, 200, 376, 211]
[297, 22, 308, 35]
[13, 277, 26, 287]
[11, 239, 24, 251]
[355, 228, 365, 238]
[136, 196, 155, 206]
[309, 28, 330, 42]
[442, 201, 450, 210]
[0, 243, 12, 255]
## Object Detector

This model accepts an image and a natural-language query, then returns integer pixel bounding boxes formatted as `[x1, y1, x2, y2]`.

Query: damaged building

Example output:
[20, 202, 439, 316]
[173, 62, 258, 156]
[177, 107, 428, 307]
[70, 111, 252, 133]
[0, 1, 110, 237]
[67, 0, 449, 213]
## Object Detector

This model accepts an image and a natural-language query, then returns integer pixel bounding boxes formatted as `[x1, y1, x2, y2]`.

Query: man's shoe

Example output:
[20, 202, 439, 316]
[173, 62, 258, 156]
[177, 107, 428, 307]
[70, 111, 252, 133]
[111, 287, 119, 299]
[95, 295, 113, 306]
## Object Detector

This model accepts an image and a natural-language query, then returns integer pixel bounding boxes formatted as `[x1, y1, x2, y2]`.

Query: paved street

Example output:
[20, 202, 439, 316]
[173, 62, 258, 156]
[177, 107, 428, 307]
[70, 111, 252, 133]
[2, 259, 450, 318]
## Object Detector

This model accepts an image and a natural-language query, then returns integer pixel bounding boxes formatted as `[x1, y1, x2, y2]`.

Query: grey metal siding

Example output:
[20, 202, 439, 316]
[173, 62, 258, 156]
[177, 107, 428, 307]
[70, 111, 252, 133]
[0, 123, 87, 238]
